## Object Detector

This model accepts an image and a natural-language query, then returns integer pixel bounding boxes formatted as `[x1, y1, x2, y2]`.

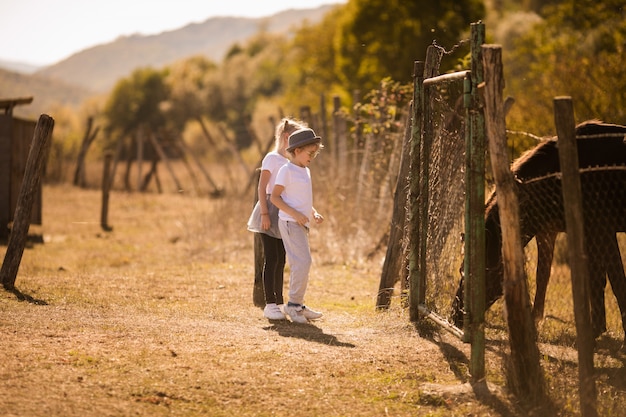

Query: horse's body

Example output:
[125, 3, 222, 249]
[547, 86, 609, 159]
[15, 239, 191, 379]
[452, 120, 626, 343]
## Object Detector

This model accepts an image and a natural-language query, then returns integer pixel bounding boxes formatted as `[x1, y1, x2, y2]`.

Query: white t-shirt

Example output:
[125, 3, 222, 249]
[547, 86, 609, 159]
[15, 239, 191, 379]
[275, 162, 313, 225]
[261, 151, 288, 194]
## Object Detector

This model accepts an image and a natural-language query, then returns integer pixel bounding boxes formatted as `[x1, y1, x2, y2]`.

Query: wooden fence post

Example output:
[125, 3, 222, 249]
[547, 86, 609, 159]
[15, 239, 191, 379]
[252, 170, 265, 307]
[136, 126, 144, 191]
[333, 96, 347, 180]
[1, 114, 54, 290]
[482, 44, 544, 399]
[554, 96, 598, 417]
[101, 153, 113, 231]
[409, 46, 442, 322]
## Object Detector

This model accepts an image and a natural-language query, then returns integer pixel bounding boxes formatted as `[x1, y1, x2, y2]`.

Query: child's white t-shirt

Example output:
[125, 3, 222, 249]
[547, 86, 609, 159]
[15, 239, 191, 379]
[261, 151, 288, 194]
[275, 162, 313, 225]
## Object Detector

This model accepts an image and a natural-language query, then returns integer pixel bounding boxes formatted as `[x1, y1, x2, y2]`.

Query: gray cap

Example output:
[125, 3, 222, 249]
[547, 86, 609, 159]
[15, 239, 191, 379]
[286, 128, 321, 152]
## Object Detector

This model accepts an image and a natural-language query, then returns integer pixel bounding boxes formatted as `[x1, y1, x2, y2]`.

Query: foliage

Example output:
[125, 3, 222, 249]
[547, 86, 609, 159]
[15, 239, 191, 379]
[502, 0, 626, 146]
[103, 67, 170, 139]
[333, 0, 485, 94]
[212, 31, 291, 148]
[165, 56, 219, 126]
[280, 8, 347, 113]
[44, 104, 83, 183]
[350, 77, 412, 136]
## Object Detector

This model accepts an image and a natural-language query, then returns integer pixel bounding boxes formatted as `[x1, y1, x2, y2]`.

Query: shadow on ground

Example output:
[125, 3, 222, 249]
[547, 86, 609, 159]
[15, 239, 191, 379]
[4, 287, 48, 305]
[263, 322, 356, 348]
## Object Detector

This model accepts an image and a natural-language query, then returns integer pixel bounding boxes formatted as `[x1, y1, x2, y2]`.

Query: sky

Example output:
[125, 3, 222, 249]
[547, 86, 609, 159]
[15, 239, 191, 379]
[0, 0, 345, 66]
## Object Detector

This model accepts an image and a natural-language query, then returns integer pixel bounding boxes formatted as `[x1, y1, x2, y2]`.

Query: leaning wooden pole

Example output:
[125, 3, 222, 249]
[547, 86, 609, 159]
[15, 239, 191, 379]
[1, 114, 54, 290]
[148, 132, 183, 193]
[554, 96, 598, 417]
[376, 101, 413, 309]
[482, 44, 544, 400]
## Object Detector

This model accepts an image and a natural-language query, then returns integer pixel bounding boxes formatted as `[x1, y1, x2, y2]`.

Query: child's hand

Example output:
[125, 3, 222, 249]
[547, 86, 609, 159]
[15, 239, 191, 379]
[294, 212, 309, 226]
[261, 213, 271, 230]
[313, 212, 324, 224]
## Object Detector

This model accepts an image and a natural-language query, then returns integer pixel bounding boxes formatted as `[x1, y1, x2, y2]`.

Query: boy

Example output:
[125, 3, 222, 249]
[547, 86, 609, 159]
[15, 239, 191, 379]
[270, 128, 324, 323]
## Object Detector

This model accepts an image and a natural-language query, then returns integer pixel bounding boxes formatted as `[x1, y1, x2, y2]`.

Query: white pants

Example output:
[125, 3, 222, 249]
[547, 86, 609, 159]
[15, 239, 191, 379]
[278, 220, 311, 305]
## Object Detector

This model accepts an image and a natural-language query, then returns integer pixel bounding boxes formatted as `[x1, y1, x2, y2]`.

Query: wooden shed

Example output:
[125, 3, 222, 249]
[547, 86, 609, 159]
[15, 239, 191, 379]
[0, 97, 44, 241]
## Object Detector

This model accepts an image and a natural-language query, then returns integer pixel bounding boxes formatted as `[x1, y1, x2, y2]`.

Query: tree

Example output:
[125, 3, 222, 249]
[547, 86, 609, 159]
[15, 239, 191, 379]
[334, 0, 485, 93]
[104, 67, 170, 138]
[503, 0, 626, 141]
[216, 31, 290, 148]
[281, 7, 348, 110]
[166, 56, 219, 128]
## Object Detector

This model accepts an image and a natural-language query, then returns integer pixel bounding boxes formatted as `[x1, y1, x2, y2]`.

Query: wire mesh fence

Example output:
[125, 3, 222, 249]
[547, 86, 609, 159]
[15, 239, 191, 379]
[420, 73, 467, 322]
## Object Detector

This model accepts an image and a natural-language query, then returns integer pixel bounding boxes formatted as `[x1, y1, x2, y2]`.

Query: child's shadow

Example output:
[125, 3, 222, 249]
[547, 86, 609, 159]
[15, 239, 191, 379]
[263, 321, 356, 348]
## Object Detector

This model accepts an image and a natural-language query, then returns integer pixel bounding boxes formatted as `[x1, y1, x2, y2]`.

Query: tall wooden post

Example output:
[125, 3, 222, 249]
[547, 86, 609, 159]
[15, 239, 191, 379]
[136, 126, 144, 191]
[483, 44, 544, 400]
[466, 21, 486, 380]
[554, 96, 598, 417]
[407, 60, 425, 321]
[1, 114, 54, 290]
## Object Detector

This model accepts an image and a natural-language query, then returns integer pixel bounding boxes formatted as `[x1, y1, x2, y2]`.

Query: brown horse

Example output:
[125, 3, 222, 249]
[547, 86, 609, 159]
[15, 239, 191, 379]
[452, 120, 626, 343]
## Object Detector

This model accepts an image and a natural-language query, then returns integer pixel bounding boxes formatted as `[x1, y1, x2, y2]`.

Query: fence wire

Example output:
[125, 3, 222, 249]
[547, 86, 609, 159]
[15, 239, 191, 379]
[482, 166, 626, 340]
[479, 166, 626, 414]
[420, 75, 467, 320]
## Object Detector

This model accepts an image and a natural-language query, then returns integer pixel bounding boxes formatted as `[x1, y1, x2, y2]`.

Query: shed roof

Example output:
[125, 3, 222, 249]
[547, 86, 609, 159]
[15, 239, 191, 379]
[0, 97, 34, 115]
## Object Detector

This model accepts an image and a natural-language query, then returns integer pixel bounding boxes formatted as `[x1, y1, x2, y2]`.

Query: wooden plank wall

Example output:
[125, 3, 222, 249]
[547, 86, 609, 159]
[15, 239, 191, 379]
[0, 115, 13, 239]
[0, 116, 40, 240]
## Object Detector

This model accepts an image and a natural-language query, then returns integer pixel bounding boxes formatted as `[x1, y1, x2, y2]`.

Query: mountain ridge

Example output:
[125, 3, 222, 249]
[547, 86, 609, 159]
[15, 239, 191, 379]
[34, 5, 336, 93]
[0, 5, 337, 118]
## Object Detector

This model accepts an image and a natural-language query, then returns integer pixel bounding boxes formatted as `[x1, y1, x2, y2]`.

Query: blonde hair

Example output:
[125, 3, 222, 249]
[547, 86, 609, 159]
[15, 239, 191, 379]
[274, 117, 306, 152]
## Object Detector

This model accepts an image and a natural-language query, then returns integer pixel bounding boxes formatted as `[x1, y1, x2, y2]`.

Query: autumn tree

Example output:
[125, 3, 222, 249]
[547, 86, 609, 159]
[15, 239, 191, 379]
[214, 31, 290, 148]
[281, 7, 348, 111]
[333, 0, 485, 94]
[503, 0, 626, 141]
[104, 67, 170, 138]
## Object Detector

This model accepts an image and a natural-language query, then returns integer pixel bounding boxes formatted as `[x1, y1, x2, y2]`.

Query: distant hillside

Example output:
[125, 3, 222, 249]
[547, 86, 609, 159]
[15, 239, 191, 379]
[0, 59, 40, 74]
[0, 68, 92, 120]
[35, 5, 337, 93]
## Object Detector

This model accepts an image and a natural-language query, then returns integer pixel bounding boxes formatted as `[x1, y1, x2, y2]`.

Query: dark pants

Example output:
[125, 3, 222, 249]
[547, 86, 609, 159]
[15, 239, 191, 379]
[260, 233, 285, 305]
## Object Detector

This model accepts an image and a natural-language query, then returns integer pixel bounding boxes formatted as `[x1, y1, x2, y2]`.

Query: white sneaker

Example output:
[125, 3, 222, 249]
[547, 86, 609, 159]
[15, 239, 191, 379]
[301, 305, 323, 320]
[264, 303, 286, 320]
[284, 304, 308, 323]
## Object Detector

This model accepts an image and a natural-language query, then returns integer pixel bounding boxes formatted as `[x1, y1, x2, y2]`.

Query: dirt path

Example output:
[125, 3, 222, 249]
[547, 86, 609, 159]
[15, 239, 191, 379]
[0, 185, 525, 416]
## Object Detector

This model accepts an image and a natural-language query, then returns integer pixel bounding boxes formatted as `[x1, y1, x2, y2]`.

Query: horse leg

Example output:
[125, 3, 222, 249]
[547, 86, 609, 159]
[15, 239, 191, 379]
[588, 246, 608, 339]
[602, 233, 626, 349]
[532, 230, 557, 325]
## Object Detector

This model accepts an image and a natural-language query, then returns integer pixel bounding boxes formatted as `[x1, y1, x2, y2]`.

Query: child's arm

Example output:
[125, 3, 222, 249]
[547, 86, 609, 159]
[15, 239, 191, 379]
[258, 169, 272, 230]
[271, 185, 309, 226]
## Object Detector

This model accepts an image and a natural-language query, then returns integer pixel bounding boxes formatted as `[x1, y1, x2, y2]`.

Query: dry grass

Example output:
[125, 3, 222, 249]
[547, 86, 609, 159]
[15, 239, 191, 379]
[0, 183, 508, 417]
[0, 180, 623, 416]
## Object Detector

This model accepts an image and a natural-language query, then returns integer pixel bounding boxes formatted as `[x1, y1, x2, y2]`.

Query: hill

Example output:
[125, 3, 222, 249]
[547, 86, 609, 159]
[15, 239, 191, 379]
[34, 5, 336, 93]
[0, 68, 93, 120]
[0, 59, 40, 74]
